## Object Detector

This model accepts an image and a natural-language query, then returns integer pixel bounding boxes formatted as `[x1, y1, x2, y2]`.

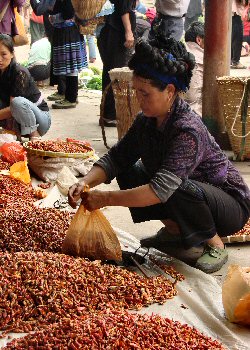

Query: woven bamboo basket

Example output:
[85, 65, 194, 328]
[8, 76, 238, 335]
[71, 0, 106, 20]
[109, 68, 141, 140]
[23, 142, 94, 159]
[78, 16, 105, 35]
[217, 76, 250, 160]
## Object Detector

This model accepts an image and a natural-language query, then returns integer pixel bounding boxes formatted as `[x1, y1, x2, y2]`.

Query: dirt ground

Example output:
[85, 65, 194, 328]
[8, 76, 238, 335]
[13, 23, 250, 282]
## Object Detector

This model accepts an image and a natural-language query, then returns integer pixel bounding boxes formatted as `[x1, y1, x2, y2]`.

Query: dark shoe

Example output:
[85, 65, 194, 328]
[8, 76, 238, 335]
[52, 99, 77, 109]
[47, 92, 65, 101]
[99, 118, 117, 127]
[195, 245, 228, 273]
[140, 227, 181, 249]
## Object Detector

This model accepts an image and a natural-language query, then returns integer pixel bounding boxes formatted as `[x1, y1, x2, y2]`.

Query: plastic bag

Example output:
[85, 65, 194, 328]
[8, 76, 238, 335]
[62, 205, 122, 261]
[222, 265, 250, 326]
[9, 160, 31, 184]
[0, 133, 17, 147]
[0, 142, 26, 165]
[56, 166, 78, 196]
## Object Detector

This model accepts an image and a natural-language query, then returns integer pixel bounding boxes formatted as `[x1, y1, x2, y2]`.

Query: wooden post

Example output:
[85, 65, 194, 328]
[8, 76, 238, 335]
[202, 0, 232, 148]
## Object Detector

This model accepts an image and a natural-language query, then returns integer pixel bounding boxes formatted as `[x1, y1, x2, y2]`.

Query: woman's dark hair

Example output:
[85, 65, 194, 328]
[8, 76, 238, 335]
[128, 36, 196, 92]
[0, 34, 14, 54]
[185, 21, 204, 43]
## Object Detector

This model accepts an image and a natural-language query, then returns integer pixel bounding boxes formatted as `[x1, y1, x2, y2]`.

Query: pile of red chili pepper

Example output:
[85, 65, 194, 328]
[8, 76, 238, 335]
[0, 159, 10, 171]
[0, 174, 37, 202]
[3, 310, 226, 350]
[0, 154, 226, 349]
[27, 139, 92, 154]
[0, 195, 73, 253]
[0, 251, 180, 333]
[231, 219, 250, 237]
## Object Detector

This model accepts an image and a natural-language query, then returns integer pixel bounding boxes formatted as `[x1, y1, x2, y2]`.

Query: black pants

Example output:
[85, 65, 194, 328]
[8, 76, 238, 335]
[231, 14, 243, 64]
[28, 63, 51, 82]
[97, 24, 133, 121]
[65, 75, 78, 103]
[117, 162, 250, 249]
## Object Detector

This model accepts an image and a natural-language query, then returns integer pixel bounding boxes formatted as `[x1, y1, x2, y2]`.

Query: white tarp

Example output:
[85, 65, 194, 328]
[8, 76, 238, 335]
[0, 185, 249, 349]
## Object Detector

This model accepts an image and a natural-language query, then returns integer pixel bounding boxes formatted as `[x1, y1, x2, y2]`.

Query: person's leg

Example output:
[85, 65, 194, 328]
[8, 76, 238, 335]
[52, 74, 78, 109]
[98, 25, 133, 125]
[65, 75, 78, 103]
[117, 165, 249, 272]
[10, 97, 51, 138]
[86, 34, 96, 63]
[231, 14, 245, 68]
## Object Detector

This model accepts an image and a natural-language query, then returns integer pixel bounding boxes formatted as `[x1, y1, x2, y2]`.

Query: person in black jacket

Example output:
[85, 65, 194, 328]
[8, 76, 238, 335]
[97, 0, 136, 127]
[0, 34, 51, 140]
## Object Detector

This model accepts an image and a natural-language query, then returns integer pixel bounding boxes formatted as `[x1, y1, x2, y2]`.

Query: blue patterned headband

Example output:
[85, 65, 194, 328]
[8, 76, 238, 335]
[134, 62, 187, 92]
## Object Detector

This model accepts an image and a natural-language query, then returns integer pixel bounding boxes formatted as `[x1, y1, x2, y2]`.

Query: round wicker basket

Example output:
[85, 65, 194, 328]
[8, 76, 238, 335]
[23, 142, 95, 159]
[217, 76, 250, 160]
[71, 0, 106, 20]
[109, 68, 141, 140]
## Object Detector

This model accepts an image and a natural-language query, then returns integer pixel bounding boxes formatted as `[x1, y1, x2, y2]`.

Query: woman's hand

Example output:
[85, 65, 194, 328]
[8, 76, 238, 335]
[81, 190, 110, 211]
[124, 31, 134, 48]
[68, 181, 85, 208]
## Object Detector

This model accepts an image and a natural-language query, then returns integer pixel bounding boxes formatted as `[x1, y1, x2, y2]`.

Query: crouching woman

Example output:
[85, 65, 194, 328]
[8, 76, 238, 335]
[0, 34, 51, 141]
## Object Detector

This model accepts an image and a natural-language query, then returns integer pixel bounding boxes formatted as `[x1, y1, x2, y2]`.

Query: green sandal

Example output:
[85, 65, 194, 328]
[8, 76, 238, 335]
[52, 99, 77, 109]
[195, 245, 228, 274]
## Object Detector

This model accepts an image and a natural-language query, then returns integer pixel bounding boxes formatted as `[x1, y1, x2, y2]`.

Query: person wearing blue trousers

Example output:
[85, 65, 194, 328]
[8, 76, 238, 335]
[0, 34, 51, 141]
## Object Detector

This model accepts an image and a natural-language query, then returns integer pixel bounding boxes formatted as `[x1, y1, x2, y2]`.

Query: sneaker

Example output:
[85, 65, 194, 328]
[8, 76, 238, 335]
[230, 62, 246, 69]
[195, 245, 228, 273]
[140, 227, 181, 249]
[47, 92, 65, 101]
[52, 99, 77, 109]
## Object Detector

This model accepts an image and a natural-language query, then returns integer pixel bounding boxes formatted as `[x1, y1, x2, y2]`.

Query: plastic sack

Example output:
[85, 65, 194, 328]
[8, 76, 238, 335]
[9, 160, 31, 184]
[28, 154, 96, 182]
[0, 142, 26, 165]
[62, 205, 122, 261]
[222, 265, 250, 326]
[56, 166, 78, 196]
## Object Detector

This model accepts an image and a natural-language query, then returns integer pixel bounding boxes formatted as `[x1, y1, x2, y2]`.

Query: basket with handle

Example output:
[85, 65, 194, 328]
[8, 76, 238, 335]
[217, 76, 250, 160]
[71, 0, 106, 20]
[109, 68, 141, 140]
[100, 68, 141, 149]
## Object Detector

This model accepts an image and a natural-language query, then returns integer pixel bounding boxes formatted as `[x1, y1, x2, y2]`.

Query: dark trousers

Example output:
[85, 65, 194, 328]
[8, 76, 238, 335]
[231, 14, 243, 64]
[117, 162, 250, 249]
[97, 25, 133, 121]
[65, 75, 78, 103]
[28, 63, 51, 82]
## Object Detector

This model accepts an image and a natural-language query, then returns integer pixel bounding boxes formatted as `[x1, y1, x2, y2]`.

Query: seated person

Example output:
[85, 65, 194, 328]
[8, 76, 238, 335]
[68, 36, 250, 274]
[0, 34, 51, 141]
[27, 35, 51, 85]
[184, 21, 204, 116]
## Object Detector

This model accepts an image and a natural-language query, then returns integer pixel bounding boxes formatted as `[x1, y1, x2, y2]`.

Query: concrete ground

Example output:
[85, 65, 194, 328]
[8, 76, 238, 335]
[14, 23, 250, 284]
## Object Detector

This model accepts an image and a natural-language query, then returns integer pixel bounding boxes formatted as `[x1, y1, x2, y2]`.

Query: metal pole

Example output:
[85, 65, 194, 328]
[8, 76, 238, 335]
[202, 0, 232, 148]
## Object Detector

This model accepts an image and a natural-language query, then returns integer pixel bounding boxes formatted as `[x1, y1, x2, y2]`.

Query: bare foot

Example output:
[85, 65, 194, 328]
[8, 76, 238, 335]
[29, 130, 41, 142]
